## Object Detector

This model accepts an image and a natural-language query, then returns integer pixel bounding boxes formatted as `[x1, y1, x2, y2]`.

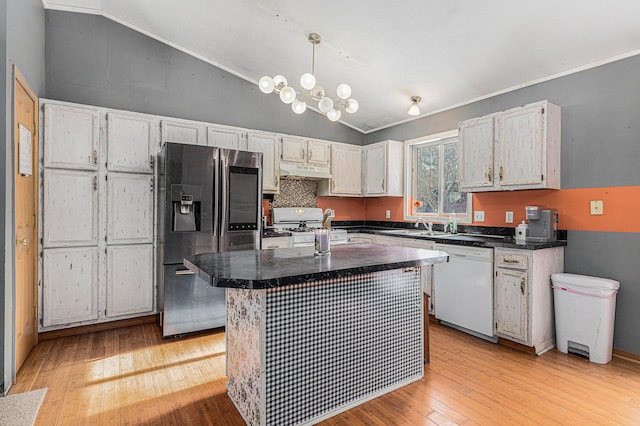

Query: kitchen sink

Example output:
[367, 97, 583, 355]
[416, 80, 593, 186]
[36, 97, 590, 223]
[379, 229, 448, 236]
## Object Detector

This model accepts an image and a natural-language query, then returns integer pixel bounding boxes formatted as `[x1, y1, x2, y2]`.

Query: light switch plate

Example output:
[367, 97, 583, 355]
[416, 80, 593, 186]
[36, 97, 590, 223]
[590, 200, 604, 215]
[474, 211, 485, 222]
[505, 211, 514, 223]
[385, 210, 391, 219]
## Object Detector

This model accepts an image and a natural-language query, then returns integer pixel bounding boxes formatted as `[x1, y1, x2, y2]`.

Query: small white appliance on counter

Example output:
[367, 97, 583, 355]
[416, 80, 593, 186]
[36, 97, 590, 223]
[272, 207, 348, 247]
[525, 205, 558, 242]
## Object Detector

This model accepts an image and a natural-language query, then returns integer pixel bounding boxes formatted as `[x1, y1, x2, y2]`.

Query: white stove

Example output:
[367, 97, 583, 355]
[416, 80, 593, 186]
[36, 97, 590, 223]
[272, 207, 348, 247]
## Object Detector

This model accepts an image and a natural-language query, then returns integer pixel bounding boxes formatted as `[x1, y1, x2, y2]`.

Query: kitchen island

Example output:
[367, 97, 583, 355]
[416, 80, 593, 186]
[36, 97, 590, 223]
[185, 244, 448, 426]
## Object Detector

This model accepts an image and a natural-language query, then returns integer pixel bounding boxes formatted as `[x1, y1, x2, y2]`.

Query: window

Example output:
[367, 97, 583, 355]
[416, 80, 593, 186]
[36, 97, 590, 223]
[404, 130, 472, 223]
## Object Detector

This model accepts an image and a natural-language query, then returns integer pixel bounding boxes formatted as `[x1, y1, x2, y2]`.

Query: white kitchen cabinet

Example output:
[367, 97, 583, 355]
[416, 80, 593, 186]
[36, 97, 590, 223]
[43, 104, 100, 170]
[247, 131, 280, 193]
[401, 238, 435, 314]
[161, 119, 206, 146]
[106, 244, 154, 317]
[42, 247, 99, 326]
[207, 124, 247, 150]
[261, 237, 292, 249]
[107, 173, 154, 244]
[43, 169, 99, 248]
[458, 100, 560, 192]
[494, 247, 564, 354]
[281, 136, 330, 166]
[318, 143, 362, 196]
[107, 112, 156, 173]
[458, 115, 495, 190]
[363, 140, 404, 196]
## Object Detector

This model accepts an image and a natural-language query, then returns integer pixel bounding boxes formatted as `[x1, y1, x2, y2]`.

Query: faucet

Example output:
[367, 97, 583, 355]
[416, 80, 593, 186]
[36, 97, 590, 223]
[415, 217, 433, 233]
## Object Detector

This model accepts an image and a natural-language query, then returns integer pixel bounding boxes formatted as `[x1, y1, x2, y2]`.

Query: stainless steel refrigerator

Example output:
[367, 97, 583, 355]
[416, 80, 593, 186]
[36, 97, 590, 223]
[157, 143, 262, 337]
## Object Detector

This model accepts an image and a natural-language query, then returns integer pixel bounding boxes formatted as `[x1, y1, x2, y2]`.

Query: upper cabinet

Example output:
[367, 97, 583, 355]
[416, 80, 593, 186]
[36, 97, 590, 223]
[318, 143, 362, 196]
[363, 140, 404, 197]
[161, 119, 206, 146]
[247, 131, 280, 193]
[44, 104, 100, 170]
[459, 100, 561, 192]
[281, 136, 330, 166]
[107, 112, 156, 173]
[207, 124, 247, 150]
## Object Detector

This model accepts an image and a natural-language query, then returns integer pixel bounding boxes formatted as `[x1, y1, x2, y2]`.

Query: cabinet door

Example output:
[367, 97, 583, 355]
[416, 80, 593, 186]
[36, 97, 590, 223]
[161, 119, 206, 146]
[330, 144, 362, 195]
[42, 247, 99, 326]
[307, 139, 330, 166]
[107, 112, 155, 173]
[497, 104, 544, 187]
[107, 173, 154, 244]
[207, 125, 246, 150]
[495, 268, 529, 342]
[247, 132, 279, 193]
[459, 115, 495, 190]
[364, 143, 387, 195]
[281, 136, 306, 163]
[261, 237, 292, 249]
[106, 244, 154, 317]
[43, 169, 98, 248]
[44, 104, 99, 170]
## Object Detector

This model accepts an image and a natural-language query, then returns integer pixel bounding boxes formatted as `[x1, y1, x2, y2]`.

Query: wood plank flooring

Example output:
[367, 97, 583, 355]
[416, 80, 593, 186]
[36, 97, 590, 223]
[11, 321, 640, 425]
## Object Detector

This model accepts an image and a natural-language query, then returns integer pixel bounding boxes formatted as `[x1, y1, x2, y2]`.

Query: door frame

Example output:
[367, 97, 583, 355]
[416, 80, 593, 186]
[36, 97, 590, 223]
[13, 65, 39, 380]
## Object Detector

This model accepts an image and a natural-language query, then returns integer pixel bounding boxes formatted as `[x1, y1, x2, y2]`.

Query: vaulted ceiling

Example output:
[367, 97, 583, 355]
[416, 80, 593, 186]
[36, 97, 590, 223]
[42, 0, 640, 133]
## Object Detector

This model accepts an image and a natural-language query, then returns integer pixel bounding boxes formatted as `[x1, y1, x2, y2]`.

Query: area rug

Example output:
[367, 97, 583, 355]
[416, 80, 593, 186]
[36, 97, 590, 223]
[0, 388, 47, 426]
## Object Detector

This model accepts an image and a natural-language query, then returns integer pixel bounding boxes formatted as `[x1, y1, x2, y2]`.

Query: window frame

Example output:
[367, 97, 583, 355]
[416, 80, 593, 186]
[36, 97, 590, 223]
[403, 129, 472, 224]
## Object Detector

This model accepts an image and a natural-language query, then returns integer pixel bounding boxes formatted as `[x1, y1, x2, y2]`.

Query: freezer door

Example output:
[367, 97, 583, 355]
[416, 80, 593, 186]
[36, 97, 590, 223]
[161, 264, 226, 337]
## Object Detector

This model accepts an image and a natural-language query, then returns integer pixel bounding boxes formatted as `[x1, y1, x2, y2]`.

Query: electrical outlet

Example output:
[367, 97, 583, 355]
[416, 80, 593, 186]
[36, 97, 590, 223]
[505, 211, 514, 223]
[474, 211, 485, 222]
[385, 210, 391, 219]
[590, 200, 604, 215]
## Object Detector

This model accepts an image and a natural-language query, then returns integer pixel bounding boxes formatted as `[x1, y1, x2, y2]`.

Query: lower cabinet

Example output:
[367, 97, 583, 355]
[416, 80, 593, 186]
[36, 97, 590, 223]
[106, 245, 154, 317]
[42, 247, 99, 327]
[401, 239, 435, 314]
[494, 247, 564, 354]
[347, 233, 374, 244]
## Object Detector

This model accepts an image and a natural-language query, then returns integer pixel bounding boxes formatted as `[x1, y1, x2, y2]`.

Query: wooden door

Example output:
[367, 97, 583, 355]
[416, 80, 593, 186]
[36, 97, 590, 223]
[161, 119, 206, 146]
[43, 104, 100, 170]
[281, 136, 306, 163]
[14, 67, 39, 371]
[458, 115, 495, 190]
[106, 173, 154, 244]
[364, 143, 386, 196]
[330, 144, 362, 195]
[207, 125, 246, 150]
[247, 131, 279, 193]
[307, 140, 330, 166]
[107, 112, 155, 173]
[495, 268, 529, 343]
[106, 245, 154, 317]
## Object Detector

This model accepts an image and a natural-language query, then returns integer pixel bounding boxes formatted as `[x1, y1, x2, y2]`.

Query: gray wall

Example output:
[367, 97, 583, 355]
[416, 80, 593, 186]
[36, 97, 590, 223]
[44, 10, 364, 145]
[367, 55, 640, 354]
[1, 0, 45, 392]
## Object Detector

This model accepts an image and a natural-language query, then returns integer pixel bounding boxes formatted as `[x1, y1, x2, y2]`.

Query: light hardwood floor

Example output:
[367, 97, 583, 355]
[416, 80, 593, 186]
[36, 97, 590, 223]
[11, 321, 640, 425]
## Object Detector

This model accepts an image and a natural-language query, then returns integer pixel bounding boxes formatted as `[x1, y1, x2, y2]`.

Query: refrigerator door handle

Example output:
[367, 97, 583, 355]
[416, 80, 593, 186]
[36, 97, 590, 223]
[175, 269, 195, 275]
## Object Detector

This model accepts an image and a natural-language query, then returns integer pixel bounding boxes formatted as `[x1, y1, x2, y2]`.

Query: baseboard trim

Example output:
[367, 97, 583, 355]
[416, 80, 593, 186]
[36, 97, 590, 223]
[39, 315, 158, 341]
[497, 338, 537, 355]
[613, 348, 640, 364]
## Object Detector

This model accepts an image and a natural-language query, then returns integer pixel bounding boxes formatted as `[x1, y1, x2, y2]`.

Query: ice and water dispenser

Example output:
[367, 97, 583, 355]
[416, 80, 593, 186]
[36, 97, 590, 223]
[171, 184, 201, 232]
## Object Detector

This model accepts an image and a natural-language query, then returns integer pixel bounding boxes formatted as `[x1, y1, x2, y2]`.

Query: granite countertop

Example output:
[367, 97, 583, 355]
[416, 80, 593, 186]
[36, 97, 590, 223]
[184, 243, 449, 289]
[343, 227, 567, 250]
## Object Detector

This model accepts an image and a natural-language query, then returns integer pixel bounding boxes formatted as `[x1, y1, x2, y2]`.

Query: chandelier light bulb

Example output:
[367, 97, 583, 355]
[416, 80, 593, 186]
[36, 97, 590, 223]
[327, 109, 342, 122]
[258, 76, 275, 94]
[291, 99, 307, 114]
[336, 83, 352, 100]
[310, 85, 325, 100]
[273, 75, 288, 89]
[408, 96, 422, 116]
[345, 99, 359, 114]
[279, 86, 297, 104]
[318, 96, 334, 113]
[300, 73, 316, 90]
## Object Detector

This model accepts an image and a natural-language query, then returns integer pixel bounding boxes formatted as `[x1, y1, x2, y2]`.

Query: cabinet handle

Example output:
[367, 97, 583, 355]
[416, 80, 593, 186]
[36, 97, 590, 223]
[309, 149, 313, 160]
[93, 150, 98, 165]
[301, 148, 305, 160]
[150, 178, 154, 192]
[381, 178, 385, 190]
[487, 166, 492, 182]
[332, 180, 336, 191]
[175, 269, 195, 275]
[499, 165, 503, 181]
[93, 176, 98, 191]
[520, 278, 525, 295]
[150, 155, 154, 169]
[16, 238, 27, 246]
[504, 259, 519, 263]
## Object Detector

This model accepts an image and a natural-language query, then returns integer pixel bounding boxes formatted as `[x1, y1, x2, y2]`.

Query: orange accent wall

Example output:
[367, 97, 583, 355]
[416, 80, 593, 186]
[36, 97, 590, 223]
[317, 197, 365, 221]
[362, 186, 640, 233]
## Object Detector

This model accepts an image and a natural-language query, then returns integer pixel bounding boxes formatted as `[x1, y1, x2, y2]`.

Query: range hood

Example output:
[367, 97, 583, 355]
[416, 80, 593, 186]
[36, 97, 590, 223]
[279, 162, 332, 179]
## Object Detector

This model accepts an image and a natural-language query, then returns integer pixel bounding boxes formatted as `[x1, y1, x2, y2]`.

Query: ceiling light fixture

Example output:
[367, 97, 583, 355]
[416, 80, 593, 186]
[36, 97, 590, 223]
[408, 96, 422, 116]
[258, 33, 359, 122]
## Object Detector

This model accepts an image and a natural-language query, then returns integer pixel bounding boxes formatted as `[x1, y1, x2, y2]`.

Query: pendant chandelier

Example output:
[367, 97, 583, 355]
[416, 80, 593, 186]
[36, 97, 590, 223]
[258, 33, 359, 122]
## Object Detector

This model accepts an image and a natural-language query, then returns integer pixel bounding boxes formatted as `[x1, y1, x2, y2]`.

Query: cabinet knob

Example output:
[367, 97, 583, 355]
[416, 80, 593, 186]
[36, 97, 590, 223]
[487, 166, 492, 182]
[520, 278, 525, 295]
[499, 165, 504, 181]
[16, 238, 27, 246]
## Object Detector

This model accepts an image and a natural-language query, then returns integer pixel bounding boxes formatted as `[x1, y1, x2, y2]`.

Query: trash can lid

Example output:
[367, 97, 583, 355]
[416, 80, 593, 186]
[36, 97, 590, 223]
[551, 273, 620, 290]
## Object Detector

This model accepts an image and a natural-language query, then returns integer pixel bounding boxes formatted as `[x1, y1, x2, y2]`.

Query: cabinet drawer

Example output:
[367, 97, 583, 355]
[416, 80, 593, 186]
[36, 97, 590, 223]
[496, 252, 529, 269]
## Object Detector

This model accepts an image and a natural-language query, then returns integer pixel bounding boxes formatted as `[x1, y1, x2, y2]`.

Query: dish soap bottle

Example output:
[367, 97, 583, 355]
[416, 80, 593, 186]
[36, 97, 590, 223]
[449, 212, 458, 234]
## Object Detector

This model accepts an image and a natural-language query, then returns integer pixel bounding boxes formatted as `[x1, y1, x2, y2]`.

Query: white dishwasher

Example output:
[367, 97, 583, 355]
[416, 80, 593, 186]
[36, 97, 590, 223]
[433, 243, 497, 342]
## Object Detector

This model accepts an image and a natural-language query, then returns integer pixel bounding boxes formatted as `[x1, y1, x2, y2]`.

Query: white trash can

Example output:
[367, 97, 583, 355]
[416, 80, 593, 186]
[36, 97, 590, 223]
[551, 273, 620, 364]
